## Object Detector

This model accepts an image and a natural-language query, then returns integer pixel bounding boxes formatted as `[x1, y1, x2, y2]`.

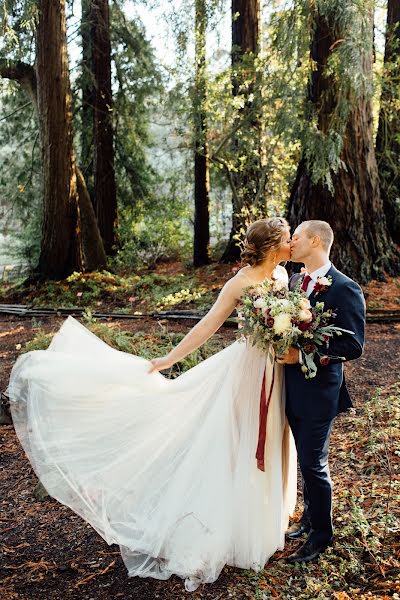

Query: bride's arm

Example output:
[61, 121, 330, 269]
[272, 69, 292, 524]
[148, 275, 244, 373]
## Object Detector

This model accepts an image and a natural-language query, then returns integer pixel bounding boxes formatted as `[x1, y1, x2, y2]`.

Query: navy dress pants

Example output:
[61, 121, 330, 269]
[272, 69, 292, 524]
[286, 410, 335, 545]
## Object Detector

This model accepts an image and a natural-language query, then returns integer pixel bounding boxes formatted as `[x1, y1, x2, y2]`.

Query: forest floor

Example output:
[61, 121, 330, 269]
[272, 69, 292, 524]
[1, 261, 399, 600]
[1, 260, 400, 314]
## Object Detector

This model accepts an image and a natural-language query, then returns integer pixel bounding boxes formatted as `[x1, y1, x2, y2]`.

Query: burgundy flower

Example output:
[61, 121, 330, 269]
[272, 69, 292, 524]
[298, 321, 312, 331]
[320, 355, 331, 366]
[265, 316, 274, 328]
[313, 282, 324, 294]
[303, 343, 316, 354]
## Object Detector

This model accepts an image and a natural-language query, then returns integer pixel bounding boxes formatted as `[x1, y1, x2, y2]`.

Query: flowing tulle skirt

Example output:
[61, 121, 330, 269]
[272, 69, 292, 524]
[8, 316, 296, 591]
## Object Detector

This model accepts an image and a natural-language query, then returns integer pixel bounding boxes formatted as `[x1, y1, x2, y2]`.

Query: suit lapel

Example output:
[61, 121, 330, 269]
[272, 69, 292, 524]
[309, 264, 338, 305]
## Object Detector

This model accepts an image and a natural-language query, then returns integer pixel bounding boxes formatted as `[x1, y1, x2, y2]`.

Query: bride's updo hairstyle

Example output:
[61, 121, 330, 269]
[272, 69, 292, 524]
[240, 217, 289, 266]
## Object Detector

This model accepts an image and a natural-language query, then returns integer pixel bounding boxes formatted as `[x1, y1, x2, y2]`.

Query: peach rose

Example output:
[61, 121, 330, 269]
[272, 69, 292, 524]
[298, 309, 313, 322]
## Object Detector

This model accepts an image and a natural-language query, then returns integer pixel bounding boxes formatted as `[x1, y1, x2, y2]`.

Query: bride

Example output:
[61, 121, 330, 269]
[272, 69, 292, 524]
[8, 217, 297, 592]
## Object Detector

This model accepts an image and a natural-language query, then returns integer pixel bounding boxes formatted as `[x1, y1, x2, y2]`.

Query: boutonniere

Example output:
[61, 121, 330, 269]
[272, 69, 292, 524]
[314, 275, 332, 295]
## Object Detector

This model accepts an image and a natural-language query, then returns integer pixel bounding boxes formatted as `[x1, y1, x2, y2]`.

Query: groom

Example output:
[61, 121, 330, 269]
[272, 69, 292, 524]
[277, 220, 366, 563]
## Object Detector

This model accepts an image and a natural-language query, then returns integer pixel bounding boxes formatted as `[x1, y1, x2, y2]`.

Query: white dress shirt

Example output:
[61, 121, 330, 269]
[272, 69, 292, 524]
[303, 261, 332, 297]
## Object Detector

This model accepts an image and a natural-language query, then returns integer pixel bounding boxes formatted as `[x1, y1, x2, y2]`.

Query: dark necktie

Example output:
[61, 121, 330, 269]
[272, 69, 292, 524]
[301, 274, 312, 292]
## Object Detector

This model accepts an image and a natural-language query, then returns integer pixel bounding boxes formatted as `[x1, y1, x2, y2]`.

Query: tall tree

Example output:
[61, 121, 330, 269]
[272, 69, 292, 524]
[0, 0, 107, 279]
[91, 0, 118, 254]
[80, 0, 95, 199]
[221, 0, 261, 263]
[193, 0, 210, 266]
[376, 0, 400, 244]
[288, 1, 398, 282]
[110, 3, 160, 210]
[36, 0, 106, 278]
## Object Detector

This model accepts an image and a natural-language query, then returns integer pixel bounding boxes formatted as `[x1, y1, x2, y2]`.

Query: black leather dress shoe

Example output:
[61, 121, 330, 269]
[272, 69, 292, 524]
[286, 538, 333, 564]
[285, 520, 311, 540]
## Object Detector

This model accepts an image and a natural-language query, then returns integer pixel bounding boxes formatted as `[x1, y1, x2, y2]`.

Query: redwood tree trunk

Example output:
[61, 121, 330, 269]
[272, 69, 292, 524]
[80, 0, 95, 200]
[76, 167, 108, 270]
[221, 0, 261, 263]
[36, 0, 106, 279]
[91, 0, 118, 255]
[231, 0, 259, 73]
[375, 0, 400, 244]
[288, 8, 398, 282]
[193, 0, 210, 267]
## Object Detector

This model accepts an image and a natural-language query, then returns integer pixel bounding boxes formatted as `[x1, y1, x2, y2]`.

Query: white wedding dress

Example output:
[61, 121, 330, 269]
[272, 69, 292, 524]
[8, 273, 297, 592]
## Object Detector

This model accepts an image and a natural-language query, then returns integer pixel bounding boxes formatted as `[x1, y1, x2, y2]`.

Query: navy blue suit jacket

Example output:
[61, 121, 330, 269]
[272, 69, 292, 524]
[285, 265, 366, 419]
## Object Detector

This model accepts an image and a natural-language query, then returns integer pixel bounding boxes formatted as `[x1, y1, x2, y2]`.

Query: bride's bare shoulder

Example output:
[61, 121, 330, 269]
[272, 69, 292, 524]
[234, 266, 253, 279]
[219, 267, 253, 299]
[230, 267, 254, 287]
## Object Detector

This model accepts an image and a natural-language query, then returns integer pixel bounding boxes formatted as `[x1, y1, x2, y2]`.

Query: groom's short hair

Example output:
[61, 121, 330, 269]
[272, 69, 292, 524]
[302, 220, 334, 251]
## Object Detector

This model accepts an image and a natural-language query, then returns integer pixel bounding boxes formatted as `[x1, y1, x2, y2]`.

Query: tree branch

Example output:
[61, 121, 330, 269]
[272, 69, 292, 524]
[0, 100, 32, 122]
[210, 155, 241, 209]
[0, 59, 37, 111]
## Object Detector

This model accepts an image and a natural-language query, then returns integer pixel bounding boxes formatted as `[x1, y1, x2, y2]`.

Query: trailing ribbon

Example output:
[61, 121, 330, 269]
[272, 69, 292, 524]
[255, 363, 275, 471]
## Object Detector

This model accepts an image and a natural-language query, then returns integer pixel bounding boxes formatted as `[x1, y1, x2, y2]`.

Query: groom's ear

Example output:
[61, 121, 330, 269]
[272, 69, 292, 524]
[310, 234, 322, 248]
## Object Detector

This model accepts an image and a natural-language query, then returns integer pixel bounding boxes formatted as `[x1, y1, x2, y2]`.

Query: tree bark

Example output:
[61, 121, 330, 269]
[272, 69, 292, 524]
[35, 0, 106, 279]
[231, 0, 259, 70]
[80, 0, 95, 200]
[76, 167, 107, 270]
[91, 0, 118, 255]
[375, 0, 400, 244]
[220, 0, 261, 263]
[193, 0, 210, 267]
[288, 7, 398, 282]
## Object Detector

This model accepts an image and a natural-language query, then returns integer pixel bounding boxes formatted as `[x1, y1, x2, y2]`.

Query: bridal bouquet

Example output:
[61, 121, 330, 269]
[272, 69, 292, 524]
[237, 279, 350, 379]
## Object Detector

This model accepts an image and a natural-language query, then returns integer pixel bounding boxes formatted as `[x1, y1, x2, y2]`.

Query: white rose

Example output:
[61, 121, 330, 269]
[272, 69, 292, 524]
[299, 298, 311, 310]
[273, 313, 292, 335]
[278, 299, 292, 309]
[253, 298, 265, 309]
[298, 309, 313, 322]
[318, 276, 330, 286]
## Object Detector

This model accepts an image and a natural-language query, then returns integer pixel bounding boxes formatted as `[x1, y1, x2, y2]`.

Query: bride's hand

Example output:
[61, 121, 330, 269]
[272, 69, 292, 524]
[148, 355, 174, 373]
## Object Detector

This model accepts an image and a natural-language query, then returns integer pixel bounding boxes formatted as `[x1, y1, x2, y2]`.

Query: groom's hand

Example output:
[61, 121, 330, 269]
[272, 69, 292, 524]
[276, 346, 299, 365]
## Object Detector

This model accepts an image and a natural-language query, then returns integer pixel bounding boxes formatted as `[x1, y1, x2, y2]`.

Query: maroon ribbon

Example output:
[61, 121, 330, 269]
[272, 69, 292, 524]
[255, 363, 275, 471]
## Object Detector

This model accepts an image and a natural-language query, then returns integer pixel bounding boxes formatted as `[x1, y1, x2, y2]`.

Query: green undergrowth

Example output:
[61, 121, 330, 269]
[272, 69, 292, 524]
[0, 269, 217, 312]
[129, 271, 215, 311]
[21, 314, 226, 377]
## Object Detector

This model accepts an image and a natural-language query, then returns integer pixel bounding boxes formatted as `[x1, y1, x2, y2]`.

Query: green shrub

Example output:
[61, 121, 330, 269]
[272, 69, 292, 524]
[111, 196, 192, 270]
